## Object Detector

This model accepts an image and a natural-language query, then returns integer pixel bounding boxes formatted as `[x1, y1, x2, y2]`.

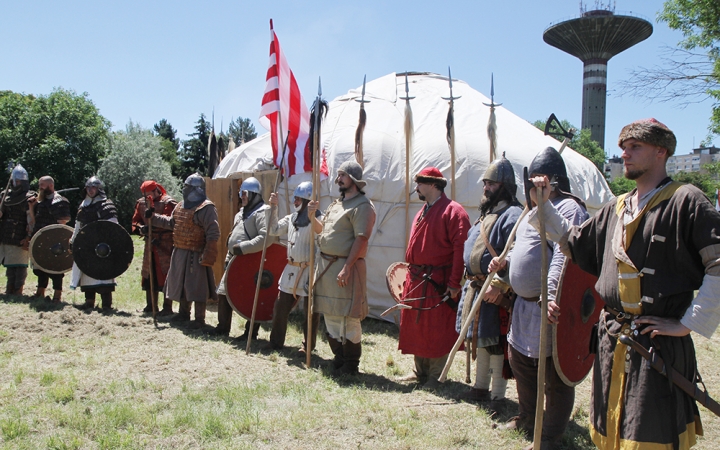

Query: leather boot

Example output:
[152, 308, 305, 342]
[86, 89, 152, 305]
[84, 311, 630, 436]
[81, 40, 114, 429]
[158, 296, 173, 316]
[171, 300, 191, 322]
[5, 268, 15, 295]
[78, 292, 96, 310]
[334, 340, 361, 376]
[326, 333, 344, 370]
[100, 293, 113, 312]
[188, 302, 206, 329]
[143, 290, 154, 313]
[237, 321, 260, 341]
[12, 268, 27, 295]
[211, 294, 232, 335]
[33, 287, 46, 299]
[52, 290, 62, 304]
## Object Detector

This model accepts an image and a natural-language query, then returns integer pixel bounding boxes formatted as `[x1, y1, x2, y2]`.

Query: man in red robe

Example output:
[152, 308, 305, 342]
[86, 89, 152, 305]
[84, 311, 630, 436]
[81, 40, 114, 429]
[398, 167, 470, 390]
[131, 180, 177, 315]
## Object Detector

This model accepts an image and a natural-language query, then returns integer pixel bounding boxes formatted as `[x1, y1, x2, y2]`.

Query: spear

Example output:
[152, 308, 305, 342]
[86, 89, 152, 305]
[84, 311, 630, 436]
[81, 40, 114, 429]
[246, 131, 290, 355]
[441, 67, 461, 201]
[0, 162, 16, 212]
[354, 75, 369, 168]
[482, 73, 502, 163]
[307, 78, 328, 368]
[399, 73, 415, 251]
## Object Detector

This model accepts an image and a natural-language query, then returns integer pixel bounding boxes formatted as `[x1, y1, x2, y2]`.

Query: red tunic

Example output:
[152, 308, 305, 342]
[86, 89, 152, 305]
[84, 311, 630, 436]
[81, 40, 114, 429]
[398, 193, 470, 358]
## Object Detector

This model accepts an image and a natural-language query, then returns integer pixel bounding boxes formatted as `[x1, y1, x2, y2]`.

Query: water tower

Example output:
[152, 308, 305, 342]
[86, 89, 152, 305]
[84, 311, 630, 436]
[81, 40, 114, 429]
[543, 3, 652, 148]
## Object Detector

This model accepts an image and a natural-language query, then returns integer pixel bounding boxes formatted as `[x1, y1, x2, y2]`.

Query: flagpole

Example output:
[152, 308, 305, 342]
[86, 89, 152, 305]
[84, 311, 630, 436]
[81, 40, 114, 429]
[399, 73, 415, 251]
[307, 78, 325, 368]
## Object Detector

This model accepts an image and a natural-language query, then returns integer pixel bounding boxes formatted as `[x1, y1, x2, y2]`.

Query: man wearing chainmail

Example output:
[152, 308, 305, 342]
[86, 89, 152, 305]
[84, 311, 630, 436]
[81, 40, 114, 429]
[71, 176, 120, 311]
[131, 180, 177, 315]
[28, 176, 71, 303]
[211, 177, 276, 339]
[397, 166, 470, 391]
[455, 155, 522, 407]
[266, 181, 322, 352]
[0, 164, 36, 295]
[150, 173, 219, 329]
[312, 161, 375, 376]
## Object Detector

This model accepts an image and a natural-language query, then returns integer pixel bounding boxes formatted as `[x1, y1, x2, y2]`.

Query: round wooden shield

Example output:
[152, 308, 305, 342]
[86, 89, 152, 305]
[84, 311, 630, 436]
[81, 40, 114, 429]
[552, 259, 604, 386]
[225, 243, 287, 323]
[30, 224, 74, 274]
[72, 221, 134, 280]
[385, 262, 409, 303]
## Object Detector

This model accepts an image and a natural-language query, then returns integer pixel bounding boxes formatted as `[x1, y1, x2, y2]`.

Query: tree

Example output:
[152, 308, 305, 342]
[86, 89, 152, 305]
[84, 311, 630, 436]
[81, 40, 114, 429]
[153, 119, 182, 178]
[0, 88, 110, 209]
[98, 122, 181, 230]
[226, 117, 257, 147]
[532, 119, 606, 171]
[673, 170, 716, 198]
[177, 114, 212, 179]
[619, 1, 720, 137]
[607, 177, 636, 196]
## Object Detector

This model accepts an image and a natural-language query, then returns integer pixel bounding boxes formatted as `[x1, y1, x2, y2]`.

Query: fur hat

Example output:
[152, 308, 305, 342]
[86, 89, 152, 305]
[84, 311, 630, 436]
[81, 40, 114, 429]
[414, 167, 448, 189]
[337, 160, 367, 190]
[618, 118, 677, 156]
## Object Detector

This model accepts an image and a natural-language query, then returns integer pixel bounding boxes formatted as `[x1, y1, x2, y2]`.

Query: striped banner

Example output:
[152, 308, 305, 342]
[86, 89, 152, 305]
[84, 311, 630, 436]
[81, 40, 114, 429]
[259, 20, 312, 176]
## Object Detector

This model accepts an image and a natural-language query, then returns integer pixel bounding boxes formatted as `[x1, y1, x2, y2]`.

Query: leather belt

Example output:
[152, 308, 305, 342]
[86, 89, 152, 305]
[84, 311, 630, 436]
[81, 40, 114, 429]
[287, 259, 309, 268]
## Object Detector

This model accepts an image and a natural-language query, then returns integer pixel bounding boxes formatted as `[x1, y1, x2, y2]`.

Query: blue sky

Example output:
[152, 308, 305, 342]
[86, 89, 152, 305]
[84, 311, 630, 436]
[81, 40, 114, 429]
[1, 0, 714, 158]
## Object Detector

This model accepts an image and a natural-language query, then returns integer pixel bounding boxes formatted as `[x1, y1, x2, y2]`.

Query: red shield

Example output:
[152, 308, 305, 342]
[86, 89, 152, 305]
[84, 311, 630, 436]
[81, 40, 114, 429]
[226, 244, 286, 323]
[552, 260, 604, 386]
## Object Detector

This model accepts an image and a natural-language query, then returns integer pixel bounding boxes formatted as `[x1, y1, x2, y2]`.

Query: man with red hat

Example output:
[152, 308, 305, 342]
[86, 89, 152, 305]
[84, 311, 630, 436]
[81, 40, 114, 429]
[397, 166, 470, 390]
[527, 119, 720, 449]
[131, 180, 177, 315]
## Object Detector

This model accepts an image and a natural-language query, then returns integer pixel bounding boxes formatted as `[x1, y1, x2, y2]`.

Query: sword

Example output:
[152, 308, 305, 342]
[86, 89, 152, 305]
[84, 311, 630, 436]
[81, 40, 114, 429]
[441, 67, 461, 201]
[55, 187, 80, 195]
[618, 334, 720, 417]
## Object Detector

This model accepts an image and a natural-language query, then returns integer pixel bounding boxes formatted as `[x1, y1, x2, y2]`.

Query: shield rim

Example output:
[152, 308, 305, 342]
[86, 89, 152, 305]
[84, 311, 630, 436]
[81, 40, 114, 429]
[225, 243, 286, 323]
[386, 262, 409, 304]
[552, 258, 603, 387]
[29, 224, 75, 274]
[72, 220, 134, 280]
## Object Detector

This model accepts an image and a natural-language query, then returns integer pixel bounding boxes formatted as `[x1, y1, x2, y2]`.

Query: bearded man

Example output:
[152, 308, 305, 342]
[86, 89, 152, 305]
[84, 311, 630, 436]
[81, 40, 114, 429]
[397, 166, 470, 390]
[455, 155, 522, 406]
[28, 176, 71, 302]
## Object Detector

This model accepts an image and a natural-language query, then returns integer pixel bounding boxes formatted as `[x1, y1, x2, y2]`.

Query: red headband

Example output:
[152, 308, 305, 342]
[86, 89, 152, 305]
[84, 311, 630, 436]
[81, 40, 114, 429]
[140, 180, 166, 195]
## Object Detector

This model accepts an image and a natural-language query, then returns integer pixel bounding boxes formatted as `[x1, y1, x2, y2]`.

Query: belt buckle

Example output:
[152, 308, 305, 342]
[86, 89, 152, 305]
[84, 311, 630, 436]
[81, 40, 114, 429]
[616, 312, 626, 321]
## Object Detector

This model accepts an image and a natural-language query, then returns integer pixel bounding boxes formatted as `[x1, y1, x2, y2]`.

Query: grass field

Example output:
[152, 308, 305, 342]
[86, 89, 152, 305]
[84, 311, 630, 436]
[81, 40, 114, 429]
[0, 236, 718, 449]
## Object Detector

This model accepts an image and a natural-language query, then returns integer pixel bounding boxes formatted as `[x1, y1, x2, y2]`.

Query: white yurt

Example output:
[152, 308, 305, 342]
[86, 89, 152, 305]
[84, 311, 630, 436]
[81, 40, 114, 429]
[215, 72, 613, 320]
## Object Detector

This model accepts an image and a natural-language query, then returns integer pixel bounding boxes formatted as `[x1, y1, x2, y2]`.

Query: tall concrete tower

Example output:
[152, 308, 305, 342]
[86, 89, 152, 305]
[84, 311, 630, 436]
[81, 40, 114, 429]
[543, 5, 652, 148]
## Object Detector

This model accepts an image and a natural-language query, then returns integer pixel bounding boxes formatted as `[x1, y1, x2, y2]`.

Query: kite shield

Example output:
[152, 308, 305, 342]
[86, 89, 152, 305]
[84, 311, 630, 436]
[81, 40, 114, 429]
[226, 243, 286, 323]
[72, 221, 134, 280]
[552, 259, 604, 386]
[30, 224, 74, 274]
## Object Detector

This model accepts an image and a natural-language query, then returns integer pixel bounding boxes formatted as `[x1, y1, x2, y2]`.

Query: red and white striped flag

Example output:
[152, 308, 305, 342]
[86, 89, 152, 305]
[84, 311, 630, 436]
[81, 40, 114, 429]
[259, 20, 312, 177]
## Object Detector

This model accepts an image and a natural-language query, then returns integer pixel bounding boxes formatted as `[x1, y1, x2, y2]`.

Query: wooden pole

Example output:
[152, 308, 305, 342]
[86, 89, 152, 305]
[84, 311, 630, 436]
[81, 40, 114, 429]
[533, 186, 549, 450]
[439, 207, 529, 382]
[144, 196, 157, 325]
[245, 131, 289, 355]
